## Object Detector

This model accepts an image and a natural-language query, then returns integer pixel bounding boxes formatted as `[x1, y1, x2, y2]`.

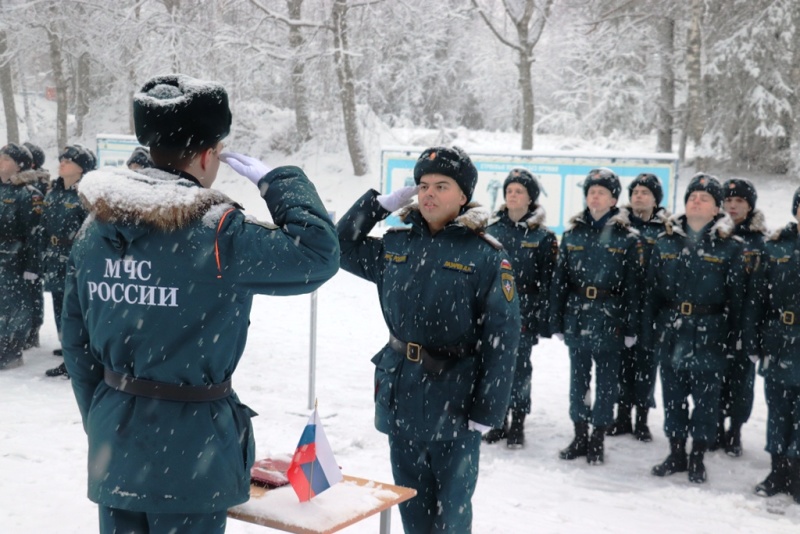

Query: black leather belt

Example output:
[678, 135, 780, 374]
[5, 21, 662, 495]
[104, 368, 232, 402]
[778, 309, 797, 325]
[388, 334, 474, 374]
[50, 235, 73, 246]
[571, 285, 620, 300]
[671, 301, 725, 316]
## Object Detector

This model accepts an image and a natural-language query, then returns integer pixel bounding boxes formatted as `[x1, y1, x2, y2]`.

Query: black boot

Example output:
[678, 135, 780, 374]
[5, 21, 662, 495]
[607, 404, 632, 437]
[52, 348, 63, 356]
[725, 423, 743, 457]
[559, 421, 589, 460]
[709, 418, 725, 452]
[482, 412, 509, 444]
[23, 330, 40, 350]
[634, 406, 653, 443]
[0, 336, 24, 370]
[652, 438, 688, 477]
[791, 458, 800, 504]
[688, 441, 708, 484]
[755, 454, 791, 497]
[45, 362, 69, 378]
[506, 411, 526, 449]
[587, 426, 606, 465]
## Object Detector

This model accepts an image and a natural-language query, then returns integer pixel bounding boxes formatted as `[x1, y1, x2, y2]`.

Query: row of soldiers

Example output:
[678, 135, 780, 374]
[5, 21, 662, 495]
[481, 166, 799, 503]
[0, 141, 153, 375]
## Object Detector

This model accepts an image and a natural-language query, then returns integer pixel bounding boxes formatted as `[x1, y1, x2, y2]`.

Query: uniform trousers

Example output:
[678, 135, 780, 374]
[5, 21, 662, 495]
[764, 378, 800, 458]
[98, 505, 227, 534]
[661, 365, 722, 442]
[568, 347, 620, 427]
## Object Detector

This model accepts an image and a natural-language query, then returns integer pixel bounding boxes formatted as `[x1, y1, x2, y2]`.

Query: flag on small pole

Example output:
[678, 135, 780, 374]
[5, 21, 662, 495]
[286, 401, 342, 502]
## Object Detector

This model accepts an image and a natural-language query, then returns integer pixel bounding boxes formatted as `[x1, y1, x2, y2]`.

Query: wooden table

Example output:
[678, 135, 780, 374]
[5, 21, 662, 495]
[228, 475, 416, 534]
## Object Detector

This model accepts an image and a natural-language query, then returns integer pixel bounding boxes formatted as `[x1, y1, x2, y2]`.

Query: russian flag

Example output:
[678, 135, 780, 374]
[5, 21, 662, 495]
[286, 407, 343, 502]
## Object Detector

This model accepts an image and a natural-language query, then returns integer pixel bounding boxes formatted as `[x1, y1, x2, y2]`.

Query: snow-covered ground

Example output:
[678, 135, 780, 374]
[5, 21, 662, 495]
[2, 102, 800, 532]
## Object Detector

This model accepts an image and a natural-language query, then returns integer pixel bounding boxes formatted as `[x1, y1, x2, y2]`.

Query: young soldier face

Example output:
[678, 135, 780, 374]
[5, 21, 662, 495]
[586, 185, 617, 218]
[795, 204, 800, 223]
[0, 154, 20, 182]
[630, 185, 656, 213]
[59, 158, 84, 182]
[723, 196, 751, 224]
[418, 173, 467, 230]
[685, 191, 720, 222]
[505, 182, 530, 212]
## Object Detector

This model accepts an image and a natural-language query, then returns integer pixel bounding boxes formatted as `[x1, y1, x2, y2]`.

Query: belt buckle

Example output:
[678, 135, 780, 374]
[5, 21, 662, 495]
[50, 235, 58, 246]
[406, 342, 421, 362]
[680, 302, 693, 315]
[783, 311, 795, 325]
[585, 286, 597, 299]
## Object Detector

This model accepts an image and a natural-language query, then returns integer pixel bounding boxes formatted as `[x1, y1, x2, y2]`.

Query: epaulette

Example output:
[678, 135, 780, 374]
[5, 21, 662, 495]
[478, 231, 504, 250]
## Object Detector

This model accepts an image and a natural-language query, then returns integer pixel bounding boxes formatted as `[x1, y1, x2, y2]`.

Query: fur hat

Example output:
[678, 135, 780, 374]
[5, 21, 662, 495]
[126, 146, 153, 169]
[59, 144, 96, 174]
[684, 173, 723, 207]
[583, 168, 621, 199]
[413, 146, 478, 202]
[133, 74, 232, 150]
[503, 168, 540, 205]
[628, 173, 663, 206]
[23, 142, 45, 170]
[723, 177, 757, 210]
[0, 142, 33, 172]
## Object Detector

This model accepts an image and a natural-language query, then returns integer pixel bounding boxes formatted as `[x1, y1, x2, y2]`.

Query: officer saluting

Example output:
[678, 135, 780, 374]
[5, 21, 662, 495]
[337, 146, 520, 533]
[645, 173, 746, 484]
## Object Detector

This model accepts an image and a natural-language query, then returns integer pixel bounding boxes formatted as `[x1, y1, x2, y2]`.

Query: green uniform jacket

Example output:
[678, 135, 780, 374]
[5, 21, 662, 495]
[643, 214, 746, 372]
[486, 204, 557, 340]
[0, 171, 43, 335]
[337, 190, 520, 441]
[744, 222, 800, 386]
[39, 177, 89, 292]
[550, 207, 643, 350]
[62, 166, 339, 514]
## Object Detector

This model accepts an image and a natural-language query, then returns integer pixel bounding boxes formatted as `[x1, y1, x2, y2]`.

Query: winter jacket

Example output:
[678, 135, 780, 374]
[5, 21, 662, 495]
[744, 222, 800, 386]
[643, 213, 746, 373]
[486, 205, 557, 340]
[39, 177, 89, 293]
[62, 165, 339, 514]
[337, 190, 520, 441]
[0, 171, 43, 335]
[549, 207, 643, 350]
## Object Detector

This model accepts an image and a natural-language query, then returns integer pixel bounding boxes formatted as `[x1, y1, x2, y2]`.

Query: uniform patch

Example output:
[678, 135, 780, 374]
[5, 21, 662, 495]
[64, 202, 79, 209]
[771, 256, 790, 264]
[385, 253, 408, 263]
[701, 254, 723, 264]
[743, 250, 760, 274]
[660, 253, 678, 260]
[566, 244, 584, 252]
[607, 247, 626, 254]
[443, 260, 474, 273]
[501, 272, 515, 302]
[521, 241, 539, 248]
[2, 199, 14, 204]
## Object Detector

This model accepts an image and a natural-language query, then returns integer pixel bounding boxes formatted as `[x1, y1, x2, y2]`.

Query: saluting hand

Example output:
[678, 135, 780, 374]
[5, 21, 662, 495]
[219, 152, 271, 186]
[377, 185, 419, 212]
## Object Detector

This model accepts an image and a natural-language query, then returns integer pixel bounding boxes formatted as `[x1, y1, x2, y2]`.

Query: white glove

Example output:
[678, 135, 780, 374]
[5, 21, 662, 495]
[553, 333, 564, 342]
[219, 152, 271, 185]
[377, 186, 418, 212]
[624, 336, 637, 348]
[23, 272, 38, 281]
[748, 355, 760, 364]
[468, 420, 492, 434]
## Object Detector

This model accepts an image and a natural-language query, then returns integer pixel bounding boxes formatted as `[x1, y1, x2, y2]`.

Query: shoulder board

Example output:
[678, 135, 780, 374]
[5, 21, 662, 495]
[478, 232, 504, 250]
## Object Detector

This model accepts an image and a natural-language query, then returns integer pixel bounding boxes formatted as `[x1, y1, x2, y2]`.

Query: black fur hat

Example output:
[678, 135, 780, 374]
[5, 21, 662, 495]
[723, 177, 757, 210]
[628, 173, 663, 206]
[583, 168, 621, 199]
[413, 146, 478, 202]
[59, 144, 96, 174]
[23, 142, 45, 170]
[0, 142, 33, 172]
[684, 173, 723, 207]
[133, 74, 232, 150]
[126, 146, 153, 169]
[503, 168, 540, 205]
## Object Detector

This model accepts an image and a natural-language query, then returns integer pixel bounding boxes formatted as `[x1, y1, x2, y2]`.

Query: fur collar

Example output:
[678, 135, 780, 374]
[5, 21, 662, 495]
[77, 166, 237, 232]
[768, 221, 799, 241]
[621, 205, 671, 225]
[664, 212, 736, 239]
[8, 169, 42, 187]
[489, 203, 547, 229]
[569, 206, 636, 233]
[738, 209, 767, 235]
[398, 201, 490, 233]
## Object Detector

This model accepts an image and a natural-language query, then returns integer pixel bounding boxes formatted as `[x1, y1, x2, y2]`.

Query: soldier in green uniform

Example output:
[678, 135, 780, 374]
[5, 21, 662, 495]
[551, 168, 642, 465]
[43, 145, 94, 378]
[0, 143, 43, 369]
[337, 146, 520, 533]
[484, 168, 557, 449]
[744, 186, 800, 503]
[608, 174, 670, 442]
[713, 178, 765, 456]
[62, 74, 339, 534]
[646, 174, 746, 484]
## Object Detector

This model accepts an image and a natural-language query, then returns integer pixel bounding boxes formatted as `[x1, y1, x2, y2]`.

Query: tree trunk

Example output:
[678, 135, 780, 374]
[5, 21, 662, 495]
[47, 4, 68, 150]
[332, 0, 367, 176]
[656, 15, 675, 154]
[789, 2, 800, 178]
[288, 0, 312, 147]
[17, 56, 34, 141]
[75, 52, 90, 138]
[0, 24, 19, 144]
[680, 0, 703, 164]
[517, 47, 535, 150]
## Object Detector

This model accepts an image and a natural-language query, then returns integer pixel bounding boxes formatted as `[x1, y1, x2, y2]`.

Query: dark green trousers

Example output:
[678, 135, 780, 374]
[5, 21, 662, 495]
[719, 354, 755, 424]
[509, 331, 536, 414]
[661, 365, 722, 442]
[98, 505, 227, 534]
[764, 378, 800, 458]
[618, 344, 657, 409]
[569, 347, 620, 426]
